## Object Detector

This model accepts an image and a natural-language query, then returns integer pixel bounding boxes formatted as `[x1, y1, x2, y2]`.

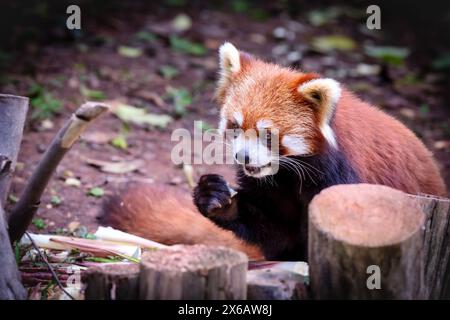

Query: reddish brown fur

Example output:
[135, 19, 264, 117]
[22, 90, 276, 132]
[334, 89, 446, 196]
[99, 183, 263, 260]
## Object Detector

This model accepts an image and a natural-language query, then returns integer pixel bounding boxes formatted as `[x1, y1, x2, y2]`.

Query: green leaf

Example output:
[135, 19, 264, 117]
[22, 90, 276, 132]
[32, 218, 46, 230]
[231, 0, 250, 13]
[169, 36, 207, 56]
[113, 103, 173, 128]
[419, 104, 430, 114]
[111, 135, 128, 150]
[80, 86, 106, 100]
[365, 46, 410, 66]
[88, 187, 104, 198]
[29, 84, 63, 120]
[167, 87, 192, 117]
[134, 31, 156, 43]
[118, 46, 143, 58]
[159, 65, 179, 79]
[50, 195, 62, 206]
[8, 194, 18, 204]
[311, 35, 356, 52]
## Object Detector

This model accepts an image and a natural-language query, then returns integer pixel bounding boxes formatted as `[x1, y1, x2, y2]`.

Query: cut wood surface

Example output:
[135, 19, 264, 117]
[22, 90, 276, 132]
[309, 184, 425, 299]
[83, 263, 140, 300]
[139, 245, 248, 300]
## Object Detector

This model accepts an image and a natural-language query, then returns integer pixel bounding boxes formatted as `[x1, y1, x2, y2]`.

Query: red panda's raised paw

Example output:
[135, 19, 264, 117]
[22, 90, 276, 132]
[193, 174, 237, 221]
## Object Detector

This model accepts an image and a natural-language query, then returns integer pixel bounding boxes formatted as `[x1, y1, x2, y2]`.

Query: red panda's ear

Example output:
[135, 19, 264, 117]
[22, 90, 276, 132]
[298, 78, 341, 124]
[298, 78, 341, 148]
[219, 42, 241, 79]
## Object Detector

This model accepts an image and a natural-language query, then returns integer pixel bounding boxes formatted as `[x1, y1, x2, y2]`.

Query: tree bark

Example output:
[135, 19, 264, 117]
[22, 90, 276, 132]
[308, 184, 425, 299]
[8, 102, 109, 243]
[139, 245, 248, 300]
[0, 94, 28, 208]
[413, 194, 450, 299]
[83, 264, 140, 300]
[0, 94, 28, 300]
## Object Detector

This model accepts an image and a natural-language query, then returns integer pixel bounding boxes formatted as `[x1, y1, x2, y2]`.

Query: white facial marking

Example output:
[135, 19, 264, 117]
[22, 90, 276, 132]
[321, 123, 338, 149]
[218, 109, 227, 134]
[256, 119, 273, 130]
[281, 135, 310, 155]
[233, 112, 244, 127]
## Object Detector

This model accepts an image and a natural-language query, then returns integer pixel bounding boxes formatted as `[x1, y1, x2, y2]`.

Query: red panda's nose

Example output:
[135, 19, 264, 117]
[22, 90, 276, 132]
[235, 149, 250, 165]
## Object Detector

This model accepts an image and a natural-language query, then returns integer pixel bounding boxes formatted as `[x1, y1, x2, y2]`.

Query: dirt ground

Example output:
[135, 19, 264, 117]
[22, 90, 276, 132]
[1, 2, 449, 236]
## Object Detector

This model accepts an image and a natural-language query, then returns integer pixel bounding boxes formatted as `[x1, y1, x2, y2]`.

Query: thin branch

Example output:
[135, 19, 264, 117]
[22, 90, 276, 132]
[8, 102, 109, 243]
[24, 232, 75, 300]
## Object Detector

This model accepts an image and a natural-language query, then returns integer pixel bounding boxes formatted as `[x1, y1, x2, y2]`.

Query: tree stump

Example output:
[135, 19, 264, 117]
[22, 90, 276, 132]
[413, 194, 450, 299]
[139, 245, 248, 300]
[0, 94, 28, 208]
[308, 184, 425, 299]
[0, 94, 28, 300]
[83, 263, 140, 300]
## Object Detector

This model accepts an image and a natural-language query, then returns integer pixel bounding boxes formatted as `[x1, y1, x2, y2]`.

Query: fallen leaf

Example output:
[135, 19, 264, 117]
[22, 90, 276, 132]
[32, 218, 46, 230]
[170, 36, 207, 56]
[311, 35, 356, 52]
[87, 187, 104, 198]
[171, 14, 192, 32]
[110, 135, 128, 150]
[80, 86, 106, 100]
[159, 65, 180, 79]
[166, 87, 192, 117]
[85, 158, 144, 174]
[118, 46, 143, 58]
[112, 102, 173, 128]
[364, 46, 410, 66]
[65, 177, 81, 187]
[434, 140, 450, 150]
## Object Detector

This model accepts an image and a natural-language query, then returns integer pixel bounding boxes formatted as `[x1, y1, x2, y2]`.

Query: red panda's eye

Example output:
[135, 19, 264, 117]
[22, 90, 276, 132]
[227, 120, 240, 130]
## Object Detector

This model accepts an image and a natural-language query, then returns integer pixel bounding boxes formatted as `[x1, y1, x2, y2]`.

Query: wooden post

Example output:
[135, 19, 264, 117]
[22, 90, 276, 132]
[0, 94, 28, 299]
[308, 184, 425, 299]
[0, 94, 28, 208]
[139, 245, 248, 300]
[83, 264, 140, 300]
[413, 194, 450, 299]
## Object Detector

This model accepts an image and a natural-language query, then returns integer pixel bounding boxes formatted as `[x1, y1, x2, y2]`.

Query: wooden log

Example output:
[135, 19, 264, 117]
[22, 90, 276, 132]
[308, 184, 425, 299]
[413, 194, 450, 299]
[0, 94, 28, 300]
[139, 245, 248, 300]
[83, 263, 140, 300]
[0, 94, 28, 208]
[247, 268, 309, 300]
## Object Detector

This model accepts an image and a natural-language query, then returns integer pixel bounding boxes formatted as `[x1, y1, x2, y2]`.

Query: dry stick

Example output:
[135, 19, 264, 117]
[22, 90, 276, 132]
[0, 94, 29, 300]
[8, 102, 109, 243]
[308, 184, 426, 299]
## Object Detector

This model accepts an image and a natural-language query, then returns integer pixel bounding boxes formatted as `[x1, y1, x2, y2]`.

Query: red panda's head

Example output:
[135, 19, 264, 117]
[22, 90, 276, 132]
[215, 42, 341, 178]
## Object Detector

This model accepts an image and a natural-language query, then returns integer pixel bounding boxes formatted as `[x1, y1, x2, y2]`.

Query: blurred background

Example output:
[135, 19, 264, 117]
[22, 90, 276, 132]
[0, 0, 448, 236]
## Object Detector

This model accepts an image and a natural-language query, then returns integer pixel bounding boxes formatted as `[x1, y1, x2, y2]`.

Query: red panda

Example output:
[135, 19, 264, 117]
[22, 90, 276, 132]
[100, 43, 446, 261]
